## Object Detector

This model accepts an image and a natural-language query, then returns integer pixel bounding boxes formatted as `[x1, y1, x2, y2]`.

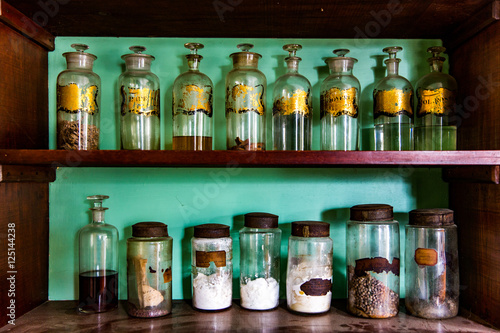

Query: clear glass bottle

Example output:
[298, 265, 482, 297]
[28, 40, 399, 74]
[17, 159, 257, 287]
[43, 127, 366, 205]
[272, 44, 312, 151]
[406, 209, 459, 319]
[78, 195, 119, 313]
[321, 49, 360, 151]
[415, 47, 458, 150]
[347, 204, 400, 318]
[240, 212, 281, 310]
[191, 224, 233, 311]
[172, 43, 214, 150]
[127, 222, 173, 318]
[119, 46, 160, 150]
[286, 221, 333, 314]
[57, 44, 100, 150]
[226, 44, 266, 151]
[374, 46, 414, 151]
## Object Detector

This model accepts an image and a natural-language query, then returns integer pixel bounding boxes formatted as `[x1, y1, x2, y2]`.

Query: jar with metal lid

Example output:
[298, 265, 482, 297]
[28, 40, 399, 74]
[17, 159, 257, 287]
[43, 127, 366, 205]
[240, 212, 281, 310]
[405, 209, 459, 319]
[191, 223, 233, 311]
[347, 204, 400, 318]
[126, 222, 172, 318]
[286, 221, 333, 314]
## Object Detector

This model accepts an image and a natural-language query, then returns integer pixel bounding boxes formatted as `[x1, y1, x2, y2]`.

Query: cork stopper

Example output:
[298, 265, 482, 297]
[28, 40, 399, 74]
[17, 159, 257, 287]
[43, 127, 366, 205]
[132, 222, 169, 237]
[409, 208, 454, 226]
[291, 221, 330, 237]
[244, 212, 279, 229]
[350, 204, 394, 221]
[194, 223, 230, 238]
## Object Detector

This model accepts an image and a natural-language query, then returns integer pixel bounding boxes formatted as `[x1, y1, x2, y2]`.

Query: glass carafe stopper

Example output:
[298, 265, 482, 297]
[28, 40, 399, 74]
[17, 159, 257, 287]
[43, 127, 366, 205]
[71, 43, 89, 53]
[184, 42, 204, 55]
[87, 195, 109, 209]
[283, 44, 302, 57]
[427, 46, 446, 58]
[383, 46, 403, 60]
[333, 49, 350, 57]
[237, 43, 254, 52]
[129, 45, 146, 54]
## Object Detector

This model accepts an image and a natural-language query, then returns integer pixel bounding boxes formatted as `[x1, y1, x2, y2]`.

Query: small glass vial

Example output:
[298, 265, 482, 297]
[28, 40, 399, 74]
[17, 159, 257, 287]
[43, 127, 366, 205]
[172, 43, 214, 150]
[191, 224, 233, 311]
[347, 204, 400, 318]
[405, 209, 459, 319]
[240, 213, 281, 310]
[127, 222, 173, 318]
[321, 49, 360, 151]
[286, 221, 333, 314]
[119, 46, 160, 150]
[57, 44, 100, 150]
[78, 195, 119, 313]
[226, 44, 266, 151]
[415, 47, 458, 150]
[272, 44, 312, 151]
[374, 46, 414, 151]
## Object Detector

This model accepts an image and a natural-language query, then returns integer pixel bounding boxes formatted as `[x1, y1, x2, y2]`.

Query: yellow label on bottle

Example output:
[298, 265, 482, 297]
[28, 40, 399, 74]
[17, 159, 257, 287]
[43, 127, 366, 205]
[414, 248, 438, 266]
[373, 88, 413, 118]
[57, 83, 99, 115]
[226, 84, 264, 116]
[175, 84, 213, 117]
[272, 89, 311, 117]
[417, 88, 455, 117]
[121, 87, 160, 117]
[320, 87, 358, 118]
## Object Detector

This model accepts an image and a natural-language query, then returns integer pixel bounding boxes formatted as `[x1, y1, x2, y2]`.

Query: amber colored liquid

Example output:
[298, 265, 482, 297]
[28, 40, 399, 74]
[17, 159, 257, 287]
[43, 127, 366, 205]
[172, 136, 212, 150]
[78, 270, 118, 313]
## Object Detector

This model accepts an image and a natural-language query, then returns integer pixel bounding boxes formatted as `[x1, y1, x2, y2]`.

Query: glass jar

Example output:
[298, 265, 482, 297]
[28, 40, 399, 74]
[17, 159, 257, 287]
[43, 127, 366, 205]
[191, 224, 233, 311]
[321, 49, 360, 151]
[405, 209, 459, 319]
[57, 44, 100, 150]
[272, 44, 312, 151]
[374, 46, 414, 151]
[172, 43, 214, 150]
[119, 46, 160, 150]
[415, 47, 458, 150]
[286, 221, 333, 314]
[78, 195, 119, 313]
[126, 222, 173, 318]
[347, 204, 400, 318]
[239, 212, 281, 310]
[226, 43, 266, 151]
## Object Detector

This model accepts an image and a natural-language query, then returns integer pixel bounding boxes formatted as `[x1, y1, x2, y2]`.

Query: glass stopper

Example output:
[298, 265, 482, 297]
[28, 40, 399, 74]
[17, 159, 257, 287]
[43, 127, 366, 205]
[184, 42, 204, 55]
[333, 49, 350, 57]
[87, 195, 109, 208]
[71, 43, 89, 53]
[129, 45, 146, 54]
[427, 46, 446, 58]
[283, 44, 302, 57]
[237, 43, 254, 52]
[383, 46, 403, 59]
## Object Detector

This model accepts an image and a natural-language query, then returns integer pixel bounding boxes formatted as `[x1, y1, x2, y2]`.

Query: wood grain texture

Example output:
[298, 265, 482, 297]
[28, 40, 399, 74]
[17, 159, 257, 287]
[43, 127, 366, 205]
[443, 166, 500, 184]
[0, 165, 55, 183]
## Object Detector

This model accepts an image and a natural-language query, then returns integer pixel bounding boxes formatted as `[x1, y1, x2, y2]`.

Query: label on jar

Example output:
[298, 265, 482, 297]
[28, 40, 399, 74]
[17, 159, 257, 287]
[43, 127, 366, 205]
[120, 87, 160, 117]
[175, 84, 213, 117]
[414, 248, 438, 266]
[320, 87, 358, 118]
[196, 250, 226, 268]
[299, 278, 332, 296]
[57, 83, 99, 115]
[354, 257, 400, 277]
[417, 88, 455, 117]
[226, 84, 264, 116]
[373, 88, 413, 118]
[163, 268, 172, 283]
[272, 89, 311, 117]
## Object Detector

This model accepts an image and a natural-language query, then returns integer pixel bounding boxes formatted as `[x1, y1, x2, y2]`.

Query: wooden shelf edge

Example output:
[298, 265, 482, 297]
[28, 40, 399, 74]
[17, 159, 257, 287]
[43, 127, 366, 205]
[0, 165, 55, 183]
[443, 166, 500, 184]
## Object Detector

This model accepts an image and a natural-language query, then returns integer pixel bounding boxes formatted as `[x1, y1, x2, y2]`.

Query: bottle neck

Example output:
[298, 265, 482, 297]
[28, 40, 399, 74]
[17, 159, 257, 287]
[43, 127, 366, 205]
[429, 59, 444, 73]
[126, 57, 152, 71]
[386, 60, 399, 76]
[91, 208, 105, 223]
[328, 58, 354, 75]
[187, 55, 201, 72]
[286, 59, 299, 74]
[65, 54, 95, 70]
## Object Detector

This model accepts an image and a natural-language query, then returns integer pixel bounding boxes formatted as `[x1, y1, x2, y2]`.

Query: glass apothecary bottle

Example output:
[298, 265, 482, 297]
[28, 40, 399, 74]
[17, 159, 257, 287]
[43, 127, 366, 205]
[172, 43, 214, 150]
[321, 49, 360, 151]
[415, 47, 458, 150]
[374, 46, 414, 151]
[347, 204, 400, 318]
[272, 44, 312, 151]
[240, 212, 281, 310]
[286, 221, 333, 314]
[406, 209, 459, 319]
[191, 224, 233, 311]
[119, 46, 160, 150]
[127, 222, 173, 318]
[57, 44, 100, 150]
[226, 44, 266, 151]
[78, 195, 119, 313]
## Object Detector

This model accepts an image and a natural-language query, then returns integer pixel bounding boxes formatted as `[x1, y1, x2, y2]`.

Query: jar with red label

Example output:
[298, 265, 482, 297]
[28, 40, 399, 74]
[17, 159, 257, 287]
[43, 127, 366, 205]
[405, 209, 458, 319]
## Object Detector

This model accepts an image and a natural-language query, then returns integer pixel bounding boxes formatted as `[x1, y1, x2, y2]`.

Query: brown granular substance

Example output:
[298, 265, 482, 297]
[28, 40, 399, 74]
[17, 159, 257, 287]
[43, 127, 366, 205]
[58, 120, 99, 150]
[229, 137, 265, 151]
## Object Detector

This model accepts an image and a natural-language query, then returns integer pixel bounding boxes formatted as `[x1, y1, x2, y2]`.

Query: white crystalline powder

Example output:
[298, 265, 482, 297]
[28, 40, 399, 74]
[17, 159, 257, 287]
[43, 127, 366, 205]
[192, 272, 232, 310]
[287, 263, 332, 313]
[240, 277, 279, 310]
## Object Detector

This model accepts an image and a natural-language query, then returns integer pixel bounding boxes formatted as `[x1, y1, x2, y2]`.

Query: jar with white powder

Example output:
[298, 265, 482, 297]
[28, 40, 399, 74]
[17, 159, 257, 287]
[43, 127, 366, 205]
[286, 221, 333, 314]
[240, 212, 281, 310]
[191, 223, 232, 311]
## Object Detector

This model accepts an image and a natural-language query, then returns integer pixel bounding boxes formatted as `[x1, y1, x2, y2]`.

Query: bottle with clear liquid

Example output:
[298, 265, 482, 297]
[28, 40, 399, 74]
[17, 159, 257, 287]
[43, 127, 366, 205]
[172, 43, 214, 150]
[226, 43, 266, 151]
[119, 46, 160, 150]
[78, 195, 119, 313]
[272, 44, 312, 150]
[320, 49, 360, 150]
[374, 46, 414, 151]
[415, 47, 457, 150]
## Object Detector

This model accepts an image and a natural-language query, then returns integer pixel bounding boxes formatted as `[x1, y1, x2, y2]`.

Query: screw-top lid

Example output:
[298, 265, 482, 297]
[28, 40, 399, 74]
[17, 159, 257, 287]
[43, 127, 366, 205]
[382, 46, 402, 64]
[291, 221, 330, 237]
[132, 222, 169, 237]
[409, 208, 454, 226]
[244, 212, 279, 228]
[350, 204, 394, 221]
[194, 223, 230, 238]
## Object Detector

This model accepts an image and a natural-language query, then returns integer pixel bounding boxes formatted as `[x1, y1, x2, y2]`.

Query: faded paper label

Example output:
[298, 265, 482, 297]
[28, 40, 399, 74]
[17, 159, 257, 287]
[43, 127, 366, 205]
[57, 83, 98, 115]
[175, 84, 213, 117]
[300, 278, 332, 296]
[320, 87, 358, 118]
[163, 268, 172, 283]
[195, 250, 226, 268]
[373, 88, 413, 118]
[414, 248, 438, 266]
[121, 87, 160, 116]
[417, 88, 455, 117]
[272, 89, 311, 117]
[226, 84, 265, 116]
[355, 257, 400, 276]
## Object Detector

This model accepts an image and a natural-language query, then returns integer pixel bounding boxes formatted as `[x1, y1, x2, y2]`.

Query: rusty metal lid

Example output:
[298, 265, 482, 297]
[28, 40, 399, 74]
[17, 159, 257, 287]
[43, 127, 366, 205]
[409, 208, 454, 226]
[132, 222, 169, 237]
[244, 212, 279, 229]
[291, 221, 330, 237]
[350, 204, 393, 221]
[194, 223, 230, 238]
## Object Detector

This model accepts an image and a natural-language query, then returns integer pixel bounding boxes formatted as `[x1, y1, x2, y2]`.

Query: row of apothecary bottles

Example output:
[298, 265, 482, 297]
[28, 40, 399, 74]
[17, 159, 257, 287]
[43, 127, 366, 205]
[79, 198, 458, 319]
[57, 43, 457, 152]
